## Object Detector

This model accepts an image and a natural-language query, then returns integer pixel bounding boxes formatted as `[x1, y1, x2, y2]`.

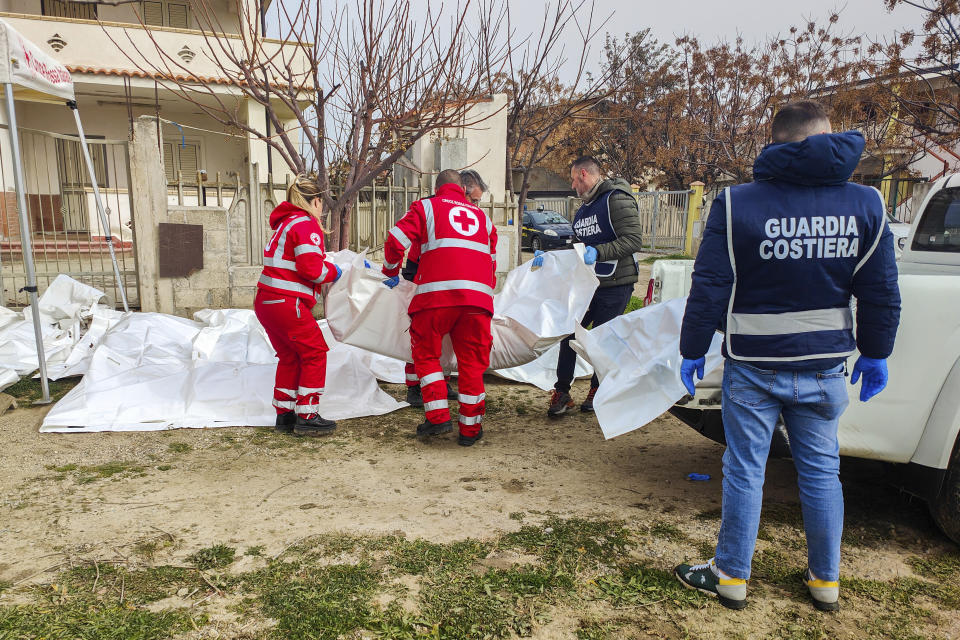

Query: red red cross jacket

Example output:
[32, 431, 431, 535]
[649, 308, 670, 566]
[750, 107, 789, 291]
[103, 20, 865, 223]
[383, 183, 498, 314]
[258, 201, 338, 307]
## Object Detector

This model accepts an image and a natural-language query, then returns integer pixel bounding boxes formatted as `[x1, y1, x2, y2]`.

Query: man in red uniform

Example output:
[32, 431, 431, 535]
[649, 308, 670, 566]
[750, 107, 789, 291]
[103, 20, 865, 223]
[382, 169, 497, 446]
[401, 169, 488, 406]
[255, 176, 341, 437]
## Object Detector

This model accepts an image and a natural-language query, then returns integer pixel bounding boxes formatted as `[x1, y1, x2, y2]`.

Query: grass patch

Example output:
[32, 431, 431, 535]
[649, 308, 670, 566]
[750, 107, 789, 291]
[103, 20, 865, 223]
[186, 545, 236, 571]
[751, 549, 805, 593]
[62, 563, 207, 604]
[649, 520, 687, 542]
[908, 551, 960, 581]
[4, 376, 80, 404]
[576, 619, 622, 640]
[641, 253, 692, 264]
[590, 564, 704, 608]
[502, 517, 630, 568]
[48, 461, 147, 485]
[390, 538, 489, 575]
[695, 507, 722, 521]
[624, 296, 644, 314]
[166, 442, 192, 454]
[245, 545, 265, 557]
[0, 601, 199, 640]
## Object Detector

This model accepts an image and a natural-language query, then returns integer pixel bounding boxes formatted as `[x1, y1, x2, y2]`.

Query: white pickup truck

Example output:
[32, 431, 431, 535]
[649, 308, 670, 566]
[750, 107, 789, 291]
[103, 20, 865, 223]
[665, 175, 960, 542]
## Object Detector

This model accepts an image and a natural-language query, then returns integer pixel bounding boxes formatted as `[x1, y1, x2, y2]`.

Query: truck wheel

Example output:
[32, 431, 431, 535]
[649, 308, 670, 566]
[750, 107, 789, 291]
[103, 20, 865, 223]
[532, 236, 543, 252]
[929, 437, 960, 544]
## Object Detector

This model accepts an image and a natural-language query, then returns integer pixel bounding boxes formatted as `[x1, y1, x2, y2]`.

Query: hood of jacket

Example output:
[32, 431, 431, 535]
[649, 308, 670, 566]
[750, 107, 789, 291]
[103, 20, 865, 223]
[586, 177, 634, 204]
[753, 130, 865, 187]
[269, 201, 308, 230]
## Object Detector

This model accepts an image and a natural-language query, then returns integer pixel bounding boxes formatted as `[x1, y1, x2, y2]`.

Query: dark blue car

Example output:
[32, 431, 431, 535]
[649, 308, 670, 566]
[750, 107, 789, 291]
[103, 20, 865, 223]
[521, 209, 575, 251]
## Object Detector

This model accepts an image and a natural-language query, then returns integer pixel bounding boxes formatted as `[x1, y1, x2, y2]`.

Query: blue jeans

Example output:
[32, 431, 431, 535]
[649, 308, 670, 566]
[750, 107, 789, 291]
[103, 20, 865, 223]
[716, 359, 849, 582]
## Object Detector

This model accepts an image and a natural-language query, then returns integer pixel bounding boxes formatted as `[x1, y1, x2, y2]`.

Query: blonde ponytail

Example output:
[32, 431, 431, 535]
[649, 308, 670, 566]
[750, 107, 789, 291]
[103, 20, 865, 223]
[287, 173, 328, 232]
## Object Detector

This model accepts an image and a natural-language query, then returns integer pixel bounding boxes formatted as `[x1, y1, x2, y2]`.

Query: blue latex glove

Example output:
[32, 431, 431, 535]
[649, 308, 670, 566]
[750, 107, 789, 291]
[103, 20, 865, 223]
[850, 355, 887, 402]
[331, 264, 342, 283]
[584, 246, 598, 265]
[680, 357, 705, 396]
[532, 250, 545, 268]
[364, 260, 371, 268]
[382, 275, 399, 289]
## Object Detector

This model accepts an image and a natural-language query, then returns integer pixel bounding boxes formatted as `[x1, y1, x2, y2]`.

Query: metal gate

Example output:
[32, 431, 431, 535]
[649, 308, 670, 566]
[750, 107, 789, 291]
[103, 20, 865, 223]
[0, 128, 139, 308]
[635, 190, 690, 251]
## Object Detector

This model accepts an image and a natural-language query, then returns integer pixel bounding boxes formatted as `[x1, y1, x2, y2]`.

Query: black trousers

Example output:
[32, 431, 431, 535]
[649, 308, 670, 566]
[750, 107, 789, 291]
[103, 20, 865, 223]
[554, 283, 633, 392]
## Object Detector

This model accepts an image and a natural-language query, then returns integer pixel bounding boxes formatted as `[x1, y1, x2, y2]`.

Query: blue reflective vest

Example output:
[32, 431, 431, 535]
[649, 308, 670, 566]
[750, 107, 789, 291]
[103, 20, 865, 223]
[722, 183, 886, 362]
[573, 190, 620, 278]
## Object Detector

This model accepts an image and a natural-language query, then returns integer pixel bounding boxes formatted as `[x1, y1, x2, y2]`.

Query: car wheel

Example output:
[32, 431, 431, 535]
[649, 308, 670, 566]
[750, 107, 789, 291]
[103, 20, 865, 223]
[531, 236, 542, 252]
[929, 435, 960, 544]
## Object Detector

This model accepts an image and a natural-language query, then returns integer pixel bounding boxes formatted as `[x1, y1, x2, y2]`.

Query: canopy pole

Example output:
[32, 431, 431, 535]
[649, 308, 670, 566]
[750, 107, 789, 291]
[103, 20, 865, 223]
[68, 101, 129, 312]
[4, 83, 50, 403]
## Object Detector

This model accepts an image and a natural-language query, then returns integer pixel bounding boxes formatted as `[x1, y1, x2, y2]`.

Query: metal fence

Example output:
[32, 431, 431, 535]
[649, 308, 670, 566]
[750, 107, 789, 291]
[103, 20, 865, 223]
[636, 190, 690, 251]
[0, 128, 139, 308]
[237, 172, 519, 266]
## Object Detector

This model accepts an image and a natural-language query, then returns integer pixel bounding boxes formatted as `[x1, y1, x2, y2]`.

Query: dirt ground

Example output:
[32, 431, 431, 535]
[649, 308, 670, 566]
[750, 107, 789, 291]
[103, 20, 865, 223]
[2, 376, 960, 639]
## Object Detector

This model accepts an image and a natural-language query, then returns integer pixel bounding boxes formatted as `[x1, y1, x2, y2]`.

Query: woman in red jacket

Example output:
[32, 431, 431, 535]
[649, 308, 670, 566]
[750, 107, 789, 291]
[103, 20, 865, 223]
[255, 174, 341, 436]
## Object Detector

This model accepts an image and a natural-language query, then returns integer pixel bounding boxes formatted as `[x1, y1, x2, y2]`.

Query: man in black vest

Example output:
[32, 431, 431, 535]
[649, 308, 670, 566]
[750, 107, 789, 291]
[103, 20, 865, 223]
[535, 156, 644, 416]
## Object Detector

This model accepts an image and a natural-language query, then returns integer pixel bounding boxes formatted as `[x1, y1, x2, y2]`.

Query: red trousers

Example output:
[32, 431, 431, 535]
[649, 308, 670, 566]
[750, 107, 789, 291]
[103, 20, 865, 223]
[404, 362, 419, 387]
[409, 306, 492, 436]
[254, 289, 328, 417]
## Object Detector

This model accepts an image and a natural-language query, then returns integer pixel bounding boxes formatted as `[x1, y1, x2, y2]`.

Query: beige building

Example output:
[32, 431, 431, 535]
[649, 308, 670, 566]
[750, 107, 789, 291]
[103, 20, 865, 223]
[0, 0, 303, 244]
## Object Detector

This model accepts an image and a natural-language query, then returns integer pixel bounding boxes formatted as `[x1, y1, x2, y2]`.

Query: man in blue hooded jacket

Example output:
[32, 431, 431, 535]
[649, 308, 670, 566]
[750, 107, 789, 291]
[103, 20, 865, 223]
[673, 101, 901, 611]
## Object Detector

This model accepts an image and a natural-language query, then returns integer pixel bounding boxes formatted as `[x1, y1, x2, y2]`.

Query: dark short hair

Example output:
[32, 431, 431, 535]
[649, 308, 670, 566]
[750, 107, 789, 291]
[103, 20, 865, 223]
[435, 169, 462, 189]
[571, 156, 602, 175]
[771, 101, 831, 143]
[460, 169, 487, 194]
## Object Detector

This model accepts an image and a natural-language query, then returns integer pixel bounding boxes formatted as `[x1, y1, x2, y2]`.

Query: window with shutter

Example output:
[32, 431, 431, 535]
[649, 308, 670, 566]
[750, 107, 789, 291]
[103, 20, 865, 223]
[42, 0, 97, 19]
[167, 2, 189, 28]
[163, 140, 202, 184]
[141, 1, 189, 28]
[180, 144, 199, 180]
[141, 1, 164, 26]
[162, 142, 175, 183]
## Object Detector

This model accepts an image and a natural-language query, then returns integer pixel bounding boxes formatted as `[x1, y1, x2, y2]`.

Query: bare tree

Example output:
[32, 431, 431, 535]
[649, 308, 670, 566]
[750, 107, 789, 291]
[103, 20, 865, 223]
[102, 0, 507, 249]
[867, 0, 960, 174]
[493, 0, 618, 216]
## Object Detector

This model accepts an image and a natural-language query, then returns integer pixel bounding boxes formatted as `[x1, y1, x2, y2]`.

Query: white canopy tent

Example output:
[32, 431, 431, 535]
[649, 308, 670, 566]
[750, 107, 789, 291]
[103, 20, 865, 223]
[0, 19, 129, 403]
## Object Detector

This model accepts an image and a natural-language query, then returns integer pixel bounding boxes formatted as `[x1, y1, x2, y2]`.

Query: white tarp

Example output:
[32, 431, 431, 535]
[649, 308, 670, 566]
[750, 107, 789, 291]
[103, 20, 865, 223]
[570, 296, 723, 439]
[0, 19, 74, 101]
[492, 342, 593, 390]
[40, 310, 407, 433]
[0, 274, 107, 390]
[324, 247, 599, 371]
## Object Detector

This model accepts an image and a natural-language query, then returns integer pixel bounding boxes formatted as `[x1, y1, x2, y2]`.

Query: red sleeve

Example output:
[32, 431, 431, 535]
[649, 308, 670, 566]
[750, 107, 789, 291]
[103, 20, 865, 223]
[382, 201, 426, 277]
[289, 219, 338, 285]
[489, 223, 498, 275]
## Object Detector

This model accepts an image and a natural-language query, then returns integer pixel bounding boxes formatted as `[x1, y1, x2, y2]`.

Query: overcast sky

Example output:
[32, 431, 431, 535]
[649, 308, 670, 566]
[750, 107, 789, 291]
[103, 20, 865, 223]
[497, 0, 917, 78]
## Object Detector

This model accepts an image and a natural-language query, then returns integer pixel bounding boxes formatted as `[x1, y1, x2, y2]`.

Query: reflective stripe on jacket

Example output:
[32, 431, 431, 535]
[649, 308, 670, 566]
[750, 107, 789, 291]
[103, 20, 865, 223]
[257, 201, 338, 306]
[382, 183, 497, 314]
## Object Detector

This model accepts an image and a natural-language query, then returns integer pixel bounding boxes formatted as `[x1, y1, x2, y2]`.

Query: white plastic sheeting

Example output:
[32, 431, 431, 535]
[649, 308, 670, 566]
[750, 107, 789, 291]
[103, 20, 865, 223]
[41, 310, 407, 433]
[492, 342, 593, 390]
[324, 247, 599, 372]
[0, 274, 108, 390]
[571, 296, 723, 439]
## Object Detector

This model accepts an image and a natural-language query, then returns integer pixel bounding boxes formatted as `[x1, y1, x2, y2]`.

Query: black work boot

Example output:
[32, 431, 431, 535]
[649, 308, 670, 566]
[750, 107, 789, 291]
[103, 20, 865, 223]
[275, 411, 296, 433]
[547, 390, 574, 417]
[446, 380, 457, 399]
[458, 429, 483, 447]
[580, 387, 599, 412]
[405, 385, 424, 408]
[294, 414, 337, 436]
[416, 419, 453, 437]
